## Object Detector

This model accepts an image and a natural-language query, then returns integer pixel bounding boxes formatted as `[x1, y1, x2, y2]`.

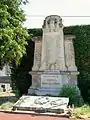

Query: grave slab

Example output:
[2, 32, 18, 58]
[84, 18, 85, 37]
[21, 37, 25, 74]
[13, 95, 69, 114]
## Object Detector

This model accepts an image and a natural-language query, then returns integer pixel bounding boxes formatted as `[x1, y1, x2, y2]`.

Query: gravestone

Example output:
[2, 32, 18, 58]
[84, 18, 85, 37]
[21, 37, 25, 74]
[28, 15, 79, 96]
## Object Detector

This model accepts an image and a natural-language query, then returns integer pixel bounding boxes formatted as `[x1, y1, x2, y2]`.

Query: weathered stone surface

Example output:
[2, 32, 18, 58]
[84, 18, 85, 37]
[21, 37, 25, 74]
[64, 35, 77, 71]
[40, 15, 66, 71]
[13, 95, 69, 113]
[28, 15, 78, 96]
[32, 37, 42, 71]
[41, 74, 62, 88]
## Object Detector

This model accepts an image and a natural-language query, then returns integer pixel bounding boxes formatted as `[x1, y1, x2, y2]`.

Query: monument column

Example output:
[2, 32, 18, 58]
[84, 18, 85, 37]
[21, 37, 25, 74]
[32, 37, 42, 71]
[64, 35, 77, 71]
[40, 15, 66, 71]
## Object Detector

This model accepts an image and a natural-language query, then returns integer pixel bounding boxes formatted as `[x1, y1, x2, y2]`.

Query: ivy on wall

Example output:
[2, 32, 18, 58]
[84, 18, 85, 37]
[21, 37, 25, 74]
[11, 26, 90, 103]
[64, 25, 90, 103]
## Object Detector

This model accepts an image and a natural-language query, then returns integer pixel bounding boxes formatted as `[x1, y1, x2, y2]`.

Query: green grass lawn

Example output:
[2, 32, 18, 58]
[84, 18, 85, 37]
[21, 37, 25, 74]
[0, 92, 18, 111]
[74, 104, 90, 116]
[69, 104, 90, 119]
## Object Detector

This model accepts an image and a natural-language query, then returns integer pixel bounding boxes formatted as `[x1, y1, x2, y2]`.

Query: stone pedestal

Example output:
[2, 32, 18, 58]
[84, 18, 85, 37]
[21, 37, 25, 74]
[28, 70, 79, 96]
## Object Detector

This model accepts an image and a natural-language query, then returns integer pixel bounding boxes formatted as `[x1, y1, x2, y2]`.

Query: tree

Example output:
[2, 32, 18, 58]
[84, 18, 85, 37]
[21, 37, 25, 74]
[0, 0, 30, 68]
[11, 40, 34, 96]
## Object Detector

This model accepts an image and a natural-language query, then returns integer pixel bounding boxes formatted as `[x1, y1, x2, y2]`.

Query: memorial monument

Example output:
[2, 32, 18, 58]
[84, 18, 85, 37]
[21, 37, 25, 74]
[28, 15, 79, 96]
[13, 15, 80, 113]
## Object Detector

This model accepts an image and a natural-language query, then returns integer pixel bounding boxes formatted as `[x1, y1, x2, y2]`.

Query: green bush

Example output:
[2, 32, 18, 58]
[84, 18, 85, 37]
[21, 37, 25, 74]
[60, 84, 84, 106]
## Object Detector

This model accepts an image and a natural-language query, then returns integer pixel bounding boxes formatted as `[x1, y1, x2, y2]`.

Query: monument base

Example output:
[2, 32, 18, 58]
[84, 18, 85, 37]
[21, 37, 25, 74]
[28, 88, 60, 96]
[28, 70, 79, 96]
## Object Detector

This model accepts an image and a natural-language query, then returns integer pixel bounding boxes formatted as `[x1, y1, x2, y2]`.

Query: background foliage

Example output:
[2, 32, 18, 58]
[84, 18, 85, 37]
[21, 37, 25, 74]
[64, 25, 90, 103]
[11, 40, 34, 96]
[0, 0, 29, 67]
[11, 25, 90, 103]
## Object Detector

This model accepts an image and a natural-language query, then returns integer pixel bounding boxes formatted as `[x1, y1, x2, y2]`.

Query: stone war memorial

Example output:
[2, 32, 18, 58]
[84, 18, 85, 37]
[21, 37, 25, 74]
[28, 15, 78, 96]
[13, 15, 79, 113]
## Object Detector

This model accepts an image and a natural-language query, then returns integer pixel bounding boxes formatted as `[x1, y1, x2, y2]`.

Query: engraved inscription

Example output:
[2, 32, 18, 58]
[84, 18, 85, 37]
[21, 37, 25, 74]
[41, 74, 62, 88]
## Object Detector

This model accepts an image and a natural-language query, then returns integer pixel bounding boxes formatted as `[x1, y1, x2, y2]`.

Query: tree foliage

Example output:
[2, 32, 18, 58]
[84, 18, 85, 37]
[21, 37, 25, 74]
[11, 40, 34, 96]
[0, 0, 29, 67]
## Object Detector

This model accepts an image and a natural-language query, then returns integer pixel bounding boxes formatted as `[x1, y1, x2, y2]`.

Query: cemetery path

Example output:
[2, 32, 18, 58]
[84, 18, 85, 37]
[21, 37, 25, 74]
[0, 112, 69, 120]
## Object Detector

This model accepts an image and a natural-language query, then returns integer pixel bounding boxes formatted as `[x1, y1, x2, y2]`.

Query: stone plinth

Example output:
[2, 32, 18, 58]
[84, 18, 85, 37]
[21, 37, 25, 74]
[28, 70, 79, 96]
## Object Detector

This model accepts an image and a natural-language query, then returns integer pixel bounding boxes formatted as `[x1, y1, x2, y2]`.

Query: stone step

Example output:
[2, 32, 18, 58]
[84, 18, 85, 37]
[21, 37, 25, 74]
[36, 88, 60, 96]
[28, 87, 60, 96]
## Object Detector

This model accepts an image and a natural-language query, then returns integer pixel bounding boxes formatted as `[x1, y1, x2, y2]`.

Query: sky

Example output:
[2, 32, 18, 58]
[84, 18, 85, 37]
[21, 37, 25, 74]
[22, 0, 90, 28]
